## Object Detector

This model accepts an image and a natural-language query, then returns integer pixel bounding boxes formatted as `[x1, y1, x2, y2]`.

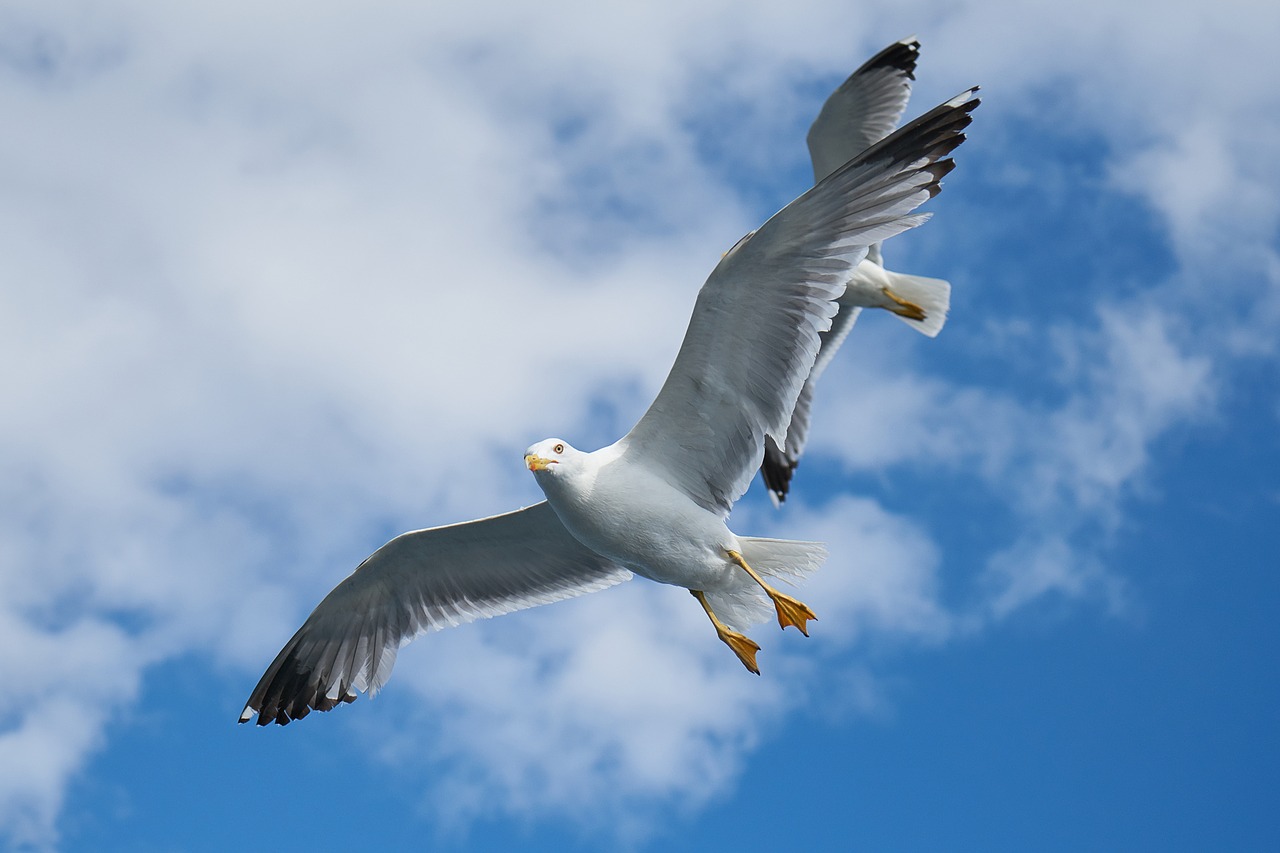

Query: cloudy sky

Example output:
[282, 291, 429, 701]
[2, 0, 1277, 850]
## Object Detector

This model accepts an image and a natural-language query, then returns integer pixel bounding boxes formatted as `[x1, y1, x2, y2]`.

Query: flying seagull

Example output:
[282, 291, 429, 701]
[240, 87, 978, 726]
[760, 37, 956, 505]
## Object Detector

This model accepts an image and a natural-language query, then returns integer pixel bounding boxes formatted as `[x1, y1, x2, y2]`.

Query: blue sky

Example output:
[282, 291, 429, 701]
[1, 1, 1278, 850]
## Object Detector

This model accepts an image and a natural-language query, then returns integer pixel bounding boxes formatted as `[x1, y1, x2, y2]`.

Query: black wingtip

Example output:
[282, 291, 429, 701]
[851, 86, 979, 174]
[855, 36, 921, 81]
[759, 438, 798, 506]
[239, 626, 362, 727]
[239, 668, 363, 726]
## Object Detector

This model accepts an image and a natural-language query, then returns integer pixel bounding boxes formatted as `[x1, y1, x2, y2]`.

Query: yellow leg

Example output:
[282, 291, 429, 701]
[691, 589, 761, 675]
[725, 550, 818, 636]
[882, 286, 927, 321]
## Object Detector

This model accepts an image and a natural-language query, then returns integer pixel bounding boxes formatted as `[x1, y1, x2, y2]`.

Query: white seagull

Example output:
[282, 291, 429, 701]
[760, 37, 956, 504]
[240, 86, 978, 726]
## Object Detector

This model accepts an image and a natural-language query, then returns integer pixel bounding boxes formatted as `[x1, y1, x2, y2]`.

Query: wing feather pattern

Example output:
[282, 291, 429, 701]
[240, 502, 631, 725]
[807, 37, 920, 183]
[762, 42, 968, 505]
[623, 89, 978, 515]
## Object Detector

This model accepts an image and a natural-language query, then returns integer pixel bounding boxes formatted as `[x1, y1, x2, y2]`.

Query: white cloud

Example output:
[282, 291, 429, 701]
[383, 587, 786, 840]
[0, 0, 1276, 847]
[980, 534, 1129, 620]
[0, 615, 142, 851]
[762, 496, 951, 647]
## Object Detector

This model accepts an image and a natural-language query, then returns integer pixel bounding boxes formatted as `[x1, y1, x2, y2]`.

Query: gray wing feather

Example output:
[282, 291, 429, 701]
[807, 37, 919, 183]
[240, 502, 631, 725]
[624, 90, 978, 515]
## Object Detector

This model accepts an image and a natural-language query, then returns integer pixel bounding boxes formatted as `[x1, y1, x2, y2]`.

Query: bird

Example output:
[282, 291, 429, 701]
[239, 86, 978, 726]
[760, 37, 957, 505]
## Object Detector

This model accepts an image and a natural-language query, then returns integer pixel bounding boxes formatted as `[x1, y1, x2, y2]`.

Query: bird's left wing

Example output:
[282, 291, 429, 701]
[621, 90, 978, 515]
[240, 501, 631, 725]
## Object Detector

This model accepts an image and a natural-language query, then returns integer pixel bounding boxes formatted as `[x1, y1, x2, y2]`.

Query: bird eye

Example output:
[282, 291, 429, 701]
[553, 443, 565, 454]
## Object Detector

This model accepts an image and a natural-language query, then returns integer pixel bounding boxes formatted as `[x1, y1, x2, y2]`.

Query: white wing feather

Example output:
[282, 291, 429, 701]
[240, 502, 631, 725]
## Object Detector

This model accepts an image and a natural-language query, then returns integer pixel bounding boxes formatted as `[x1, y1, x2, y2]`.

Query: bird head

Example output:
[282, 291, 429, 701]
[524, 438, 572, 475]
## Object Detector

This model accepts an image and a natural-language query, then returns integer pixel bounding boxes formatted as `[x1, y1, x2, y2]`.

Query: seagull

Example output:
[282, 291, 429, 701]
[239, 87, 978, 726]
[760, 37, 956, 505]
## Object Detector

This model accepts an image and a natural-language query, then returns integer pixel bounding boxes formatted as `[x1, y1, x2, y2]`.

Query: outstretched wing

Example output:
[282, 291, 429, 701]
[240, 501, 631, 725]
[807, 36, 919, 183]
[621, 90, 978, 515]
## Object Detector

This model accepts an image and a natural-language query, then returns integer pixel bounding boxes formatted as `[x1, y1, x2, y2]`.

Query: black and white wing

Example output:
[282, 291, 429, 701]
[240, 502, 631, 725]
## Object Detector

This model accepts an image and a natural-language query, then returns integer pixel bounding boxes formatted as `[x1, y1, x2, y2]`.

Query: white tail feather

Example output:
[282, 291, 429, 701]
[885, 270, 951, 337]
[705, 538, 827, 631]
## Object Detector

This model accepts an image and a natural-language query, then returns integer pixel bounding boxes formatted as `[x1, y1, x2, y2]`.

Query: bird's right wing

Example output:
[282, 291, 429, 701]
[807, 37, 920, 183]
[240, 501, 631, 725]
[622, 89, 978, 516]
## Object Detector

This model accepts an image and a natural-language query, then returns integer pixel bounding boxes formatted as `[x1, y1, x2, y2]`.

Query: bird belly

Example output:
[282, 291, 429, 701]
[542, 467, 737, 591]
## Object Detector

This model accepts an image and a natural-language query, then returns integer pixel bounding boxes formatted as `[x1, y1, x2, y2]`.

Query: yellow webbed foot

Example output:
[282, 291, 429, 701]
[883, 286, 927, 321]
[717, 627, 762, 675]
[692, 588, 763, 675]
[770, 591, 818, 636]
[724, 549, 819, 637]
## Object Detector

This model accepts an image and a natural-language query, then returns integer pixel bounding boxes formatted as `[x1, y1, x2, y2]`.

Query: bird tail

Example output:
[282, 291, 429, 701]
[884, 270, 951, 337]
[706, 537, 827, 631]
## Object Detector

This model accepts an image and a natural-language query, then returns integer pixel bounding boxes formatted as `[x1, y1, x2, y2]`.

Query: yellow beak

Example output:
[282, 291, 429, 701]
[525, 454, 553, 472]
